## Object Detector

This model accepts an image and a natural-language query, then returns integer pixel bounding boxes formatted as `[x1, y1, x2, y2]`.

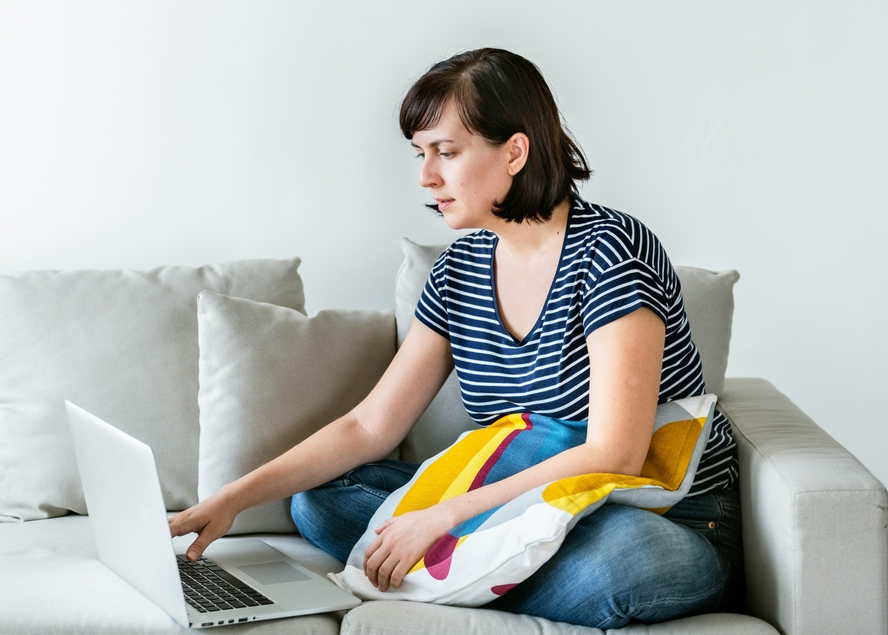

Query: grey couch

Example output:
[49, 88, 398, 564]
[1, 247, 886, 635]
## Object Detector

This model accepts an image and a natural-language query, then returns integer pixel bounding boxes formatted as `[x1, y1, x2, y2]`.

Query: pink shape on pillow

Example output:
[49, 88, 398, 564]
[491, 584, 518, 595]
[425, 533, 460, 580]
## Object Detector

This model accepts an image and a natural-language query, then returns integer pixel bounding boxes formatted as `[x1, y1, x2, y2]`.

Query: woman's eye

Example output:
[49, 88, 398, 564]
[439, 152, 454, 158]
[414, 154, 425, 159]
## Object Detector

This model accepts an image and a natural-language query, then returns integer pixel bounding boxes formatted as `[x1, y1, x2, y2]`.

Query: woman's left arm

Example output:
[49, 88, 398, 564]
[363, 306, 665, 591]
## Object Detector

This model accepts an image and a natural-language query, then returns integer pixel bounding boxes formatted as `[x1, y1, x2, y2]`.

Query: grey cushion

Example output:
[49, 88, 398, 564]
[394, 238, 739, 463]
[395, 239, 479, 463]
[339, 599, 778, 635]
[610, 614, 779, 634]
[0, 514, 342, 634]
[0, 259, 305, 522]
[197, 292, 396, 534]
[674, 266, 739, 396]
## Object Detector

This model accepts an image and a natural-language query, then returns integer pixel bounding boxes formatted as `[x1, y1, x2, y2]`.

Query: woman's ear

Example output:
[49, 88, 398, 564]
[506, 132, 530, 176]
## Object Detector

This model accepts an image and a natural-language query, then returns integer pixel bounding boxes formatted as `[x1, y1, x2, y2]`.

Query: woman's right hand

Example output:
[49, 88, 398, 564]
[168, 485, 240, 561]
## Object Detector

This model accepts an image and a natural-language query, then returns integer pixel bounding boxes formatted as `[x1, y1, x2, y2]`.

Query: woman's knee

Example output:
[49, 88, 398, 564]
[290, 485, 375, 563]
[492, 505, 727, 629]
[290, 461, 419, 562]
[587, 507, 726, 623]
[289, 488, 329, 535]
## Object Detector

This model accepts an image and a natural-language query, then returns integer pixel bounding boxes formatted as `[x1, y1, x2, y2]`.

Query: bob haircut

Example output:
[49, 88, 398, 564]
[400, 48, 591, 224]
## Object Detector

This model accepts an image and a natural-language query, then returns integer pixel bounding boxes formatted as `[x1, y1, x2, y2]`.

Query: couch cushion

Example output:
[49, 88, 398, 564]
[0, 514, 343, 634]
[395, 238, 739, 463]
[0, 259, 305, 522]
[197, 291, 396, 534]
[394, 240, 479, 463]
[672, 266, 739, 396]
[339, 600, 778, 635]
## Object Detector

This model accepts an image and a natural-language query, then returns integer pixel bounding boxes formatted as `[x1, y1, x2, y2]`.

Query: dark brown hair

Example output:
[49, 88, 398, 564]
[400, 48, 591, 223]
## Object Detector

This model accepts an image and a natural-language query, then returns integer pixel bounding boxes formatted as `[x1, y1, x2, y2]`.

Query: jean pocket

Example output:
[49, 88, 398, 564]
[667, 517, 721, 548]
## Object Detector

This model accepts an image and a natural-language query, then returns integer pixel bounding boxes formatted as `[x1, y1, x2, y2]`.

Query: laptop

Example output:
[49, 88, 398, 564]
[65, 401, 361, 629]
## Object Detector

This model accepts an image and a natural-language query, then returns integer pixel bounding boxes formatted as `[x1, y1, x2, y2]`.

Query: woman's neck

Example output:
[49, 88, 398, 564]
[490, 198, 571, 259]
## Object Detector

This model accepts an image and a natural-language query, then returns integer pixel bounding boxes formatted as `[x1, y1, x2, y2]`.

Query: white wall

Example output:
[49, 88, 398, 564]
[1, 1, 886, 485]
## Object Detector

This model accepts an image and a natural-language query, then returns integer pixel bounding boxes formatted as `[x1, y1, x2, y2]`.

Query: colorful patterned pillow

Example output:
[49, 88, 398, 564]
[331, 394, 716, 606]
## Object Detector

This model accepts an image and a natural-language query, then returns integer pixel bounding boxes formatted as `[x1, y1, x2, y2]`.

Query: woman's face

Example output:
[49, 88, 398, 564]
[410, 103, 516, 230]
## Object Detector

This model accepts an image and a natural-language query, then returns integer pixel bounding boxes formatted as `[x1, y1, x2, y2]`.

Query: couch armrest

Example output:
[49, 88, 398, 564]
[719, 378, 887, 635]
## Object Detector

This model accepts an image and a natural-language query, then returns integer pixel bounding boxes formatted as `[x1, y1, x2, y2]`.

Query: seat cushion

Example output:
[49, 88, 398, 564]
[339, 600, 779, 635]
[0, 514, 343, 634]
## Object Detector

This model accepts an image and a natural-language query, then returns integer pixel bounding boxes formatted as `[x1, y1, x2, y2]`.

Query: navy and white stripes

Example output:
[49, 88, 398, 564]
[416, 195, 737, 496]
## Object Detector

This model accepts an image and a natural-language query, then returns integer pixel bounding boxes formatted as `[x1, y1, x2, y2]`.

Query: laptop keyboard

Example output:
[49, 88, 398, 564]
[177, 555, 274, 613]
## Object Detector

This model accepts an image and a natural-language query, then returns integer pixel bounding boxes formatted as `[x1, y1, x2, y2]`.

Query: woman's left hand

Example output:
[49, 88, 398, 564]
[363, 506, 454, 592]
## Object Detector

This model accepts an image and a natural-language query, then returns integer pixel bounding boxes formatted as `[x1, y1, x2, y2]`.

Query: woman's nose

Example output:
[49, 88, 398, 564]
[419, 158, 441, 189]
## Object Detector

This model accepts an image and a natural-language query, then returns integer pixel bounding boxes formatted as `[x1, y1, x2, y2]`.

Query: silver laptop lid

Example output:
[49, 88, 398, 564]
[66, 401, 189, 627]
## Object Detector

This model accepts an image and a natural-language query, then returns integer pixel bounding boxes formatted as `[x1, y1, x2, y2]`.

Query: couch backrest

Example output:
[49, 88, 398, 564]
[0, 244, 740, 523]
[0, 260, 306, 522]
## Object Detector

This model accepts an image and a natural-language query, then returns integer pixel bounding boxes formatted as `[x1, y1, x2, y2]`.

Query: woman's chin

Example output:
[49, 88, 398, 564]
[441, 208, 486, 231]
[441, 211, 467, 230]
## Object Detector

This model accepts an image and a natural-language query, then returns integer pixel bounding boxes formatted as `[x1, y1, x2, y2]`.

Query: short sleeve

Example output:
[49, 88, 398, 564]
[581, 257, 670, 338]
[414, 254, 451, 340]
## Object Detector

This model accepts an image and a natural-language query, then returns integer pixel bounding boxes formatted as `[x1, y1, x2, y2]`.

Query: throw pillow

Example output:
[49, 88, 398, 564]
[0, 258, 305, 522]
[394, 238, 739, 461]
[333, 394, 717, 606]
[672, 266, 739, 397]
[394, 239, 479, 463]
[196, 291, 396, 534]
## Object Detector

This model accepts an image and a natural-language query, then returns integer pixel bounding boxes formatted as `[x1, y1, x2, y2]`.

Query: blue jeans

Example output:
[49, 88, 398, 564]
[291, 460, 744, 630]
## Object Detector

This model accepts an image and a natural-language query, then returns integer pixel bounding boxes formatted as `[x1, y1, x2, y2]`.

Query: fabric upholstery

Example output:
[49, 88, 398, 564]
[1, 380, 882, 634]
[197, 292, 396, 534]
[673, 267, 739, 396]
[394, 239, 739, 464]
[720, 378, 888, 635]
[0, 514, 342, 635]
[336, 396, 715, 605]
[608, 613, 779, 634]
[0, 259, 306, 522]
[394, 239, 479, 464]
[339, 600, 778, 635]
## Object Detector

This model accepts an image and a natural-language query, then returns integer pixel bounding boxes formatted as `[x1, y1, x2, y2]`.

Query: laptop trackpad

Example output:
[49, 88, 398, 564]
[237, 561, 312, 585]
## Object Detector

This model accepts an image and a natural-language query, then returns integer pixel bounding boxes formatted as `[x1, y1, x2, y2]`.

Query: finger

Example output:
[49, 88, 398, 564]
[365, 549, 382, 588]
[373, 518, 393, 535]
[186, 527, 217, 561]
[376, 556, 397, 592]
[363, 542, 391, 588]
[363, 533, 385, 574]
[169, 511, 199, 538]
[186, 539, 205, 562]
[390, 559, 413, 590]
[168, 514, 189, 537]
[363, 536, 390, 575]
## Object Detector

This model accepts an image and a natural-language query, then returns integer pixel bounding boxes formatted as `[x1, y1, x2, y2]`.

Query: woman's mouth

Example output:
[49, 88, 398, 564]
[436, 198, 454, 211]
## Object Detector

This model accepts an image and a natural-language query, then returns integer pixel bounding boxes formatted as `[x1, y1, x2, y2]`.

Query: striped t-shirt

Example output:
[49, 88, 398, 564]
[416, 194, 737, 496]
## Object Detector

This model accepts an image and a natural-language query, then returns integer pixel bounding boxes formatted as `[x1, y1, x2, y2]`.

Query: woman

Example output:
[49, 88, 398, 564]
[170, 48, 743, 629]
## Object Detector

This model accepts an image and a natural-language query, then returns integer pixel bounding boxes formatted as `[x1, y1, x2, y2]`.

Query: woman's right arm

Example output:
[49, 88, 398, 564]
[168, 318, 454, 560]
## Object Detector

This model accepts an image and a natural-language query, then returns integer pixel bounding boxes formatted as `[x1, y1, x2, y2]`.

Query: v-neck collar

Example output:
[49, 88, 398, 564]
[488, 201, 576, 346]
